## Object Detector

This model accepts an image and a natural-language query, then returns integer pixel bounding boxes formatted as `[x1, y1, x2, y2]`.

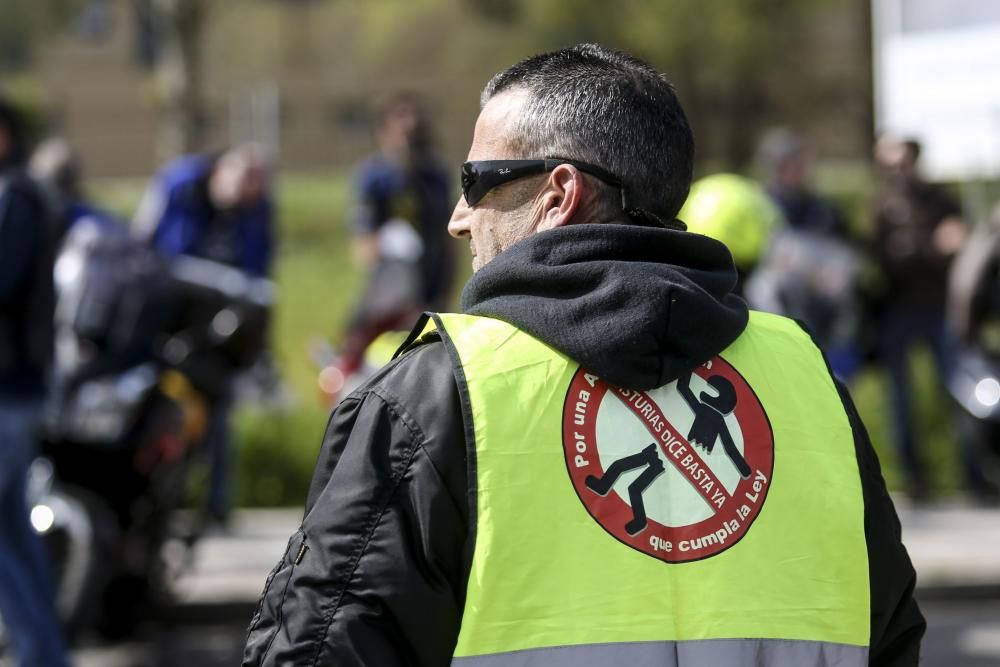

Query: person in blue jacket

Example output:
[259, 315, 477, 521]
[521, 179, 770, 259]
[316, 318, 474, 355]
[135, 143, 274, 277]
[333, 95, 453, 382]
[136, 143, 275, 525]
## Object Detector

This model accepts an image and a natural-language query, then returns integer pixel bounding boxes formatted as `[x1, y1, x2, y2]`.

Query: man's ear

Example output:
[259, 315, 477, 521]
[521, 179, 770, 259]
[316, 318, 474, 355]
[536, 164, 586, 231]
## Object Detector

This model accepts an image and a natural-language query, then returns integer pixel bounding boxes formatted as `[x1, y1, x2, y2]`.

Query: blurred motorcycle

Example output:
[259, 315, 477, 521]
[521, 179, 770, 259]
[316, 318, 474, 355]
[745, 228, 862, 380]
[28, 221, 273, 639]
[947, 343, 1000, 501]
[946, 220, 1000, 501]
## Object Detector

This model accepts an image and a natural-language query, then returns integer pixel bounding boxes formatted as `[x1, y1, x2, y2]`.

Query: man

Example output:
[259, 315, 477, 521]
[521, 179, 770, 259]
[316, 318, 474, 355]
[335, 94, 454, 382]
[244, 45, 923, 666]
[872, 135, 967, 500]
[135, 142, 274, 277]
[757, 127, 848, 239]
[136, 143, 274, 524]
[0, 99, 69, 666]
[749, 129, 861, 379]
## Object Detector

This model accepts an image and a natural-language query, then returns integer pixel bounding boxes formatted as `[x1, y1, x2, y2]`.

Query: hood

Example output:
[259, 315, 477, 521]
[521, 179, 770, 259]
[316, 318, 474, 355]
[460, 223, 748, 390]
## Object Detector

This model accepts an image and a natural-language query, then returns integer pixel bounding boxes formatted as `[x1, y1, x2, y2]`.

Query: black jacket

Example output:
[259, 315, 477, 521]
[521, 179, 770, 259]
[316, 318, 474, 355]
[243, 224, 924, 666]
[0, 170, 55, 397]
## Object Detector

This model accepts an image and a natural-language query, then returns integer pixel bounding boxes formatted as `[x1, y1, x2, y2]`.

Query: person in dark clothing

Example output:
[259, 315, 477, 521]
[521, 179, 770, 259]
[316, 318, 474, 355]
[244, 45, 923, 666]
[333, 94, 454, 383]
[757, 127, 849, 240]
[872, 135, 968, 500]
[750, 128, 862, 380]
[0, 99, 69, 667]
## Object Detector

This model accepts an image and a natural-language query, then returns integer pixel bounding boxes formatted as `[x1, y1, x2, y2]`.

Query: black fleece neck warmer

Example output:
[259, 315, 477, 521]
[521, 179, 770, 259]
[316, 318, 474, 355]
[461, 223, 749, 390]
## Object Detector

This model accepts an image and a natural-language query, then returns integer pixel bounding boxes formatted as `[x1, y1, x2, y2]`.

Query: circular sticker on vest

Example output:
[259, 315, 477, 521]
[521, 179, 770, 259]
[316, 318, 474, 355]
[562, 358, 774, 563]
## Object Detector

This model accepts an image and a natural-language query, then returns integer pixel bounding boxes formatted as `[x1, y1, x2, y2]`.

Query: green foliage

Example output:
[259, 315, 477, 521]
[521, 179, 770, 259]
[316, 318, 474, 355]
[0, 75, 48, 144]
[232, 403, 327, 507]
[462, 0, 865, 168]
[0, 0, 85, 71]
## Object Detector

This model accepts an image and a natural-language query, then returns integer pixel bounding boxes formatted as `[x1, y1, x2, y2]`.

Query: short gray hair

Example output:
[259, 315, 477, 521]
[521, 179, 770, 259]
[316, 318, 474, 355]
[482, 43, 695, 222]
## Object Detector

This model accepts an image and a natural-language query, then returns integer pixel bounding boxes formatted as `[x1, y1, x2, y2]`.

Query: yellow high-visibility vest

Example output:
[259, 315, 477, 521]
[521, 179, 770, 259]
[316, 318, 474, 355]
[410, 310, 869, 666]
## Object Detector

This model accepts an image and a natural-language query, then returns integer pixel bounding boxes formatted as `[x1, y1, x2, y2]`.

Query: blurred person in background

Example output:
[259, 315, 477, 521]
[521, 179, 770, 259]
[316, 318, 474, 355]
[332, 93, 453, 386]
[135, 143, 275, 526]
[30, 137, 125, 236]
[757, 127, 849, 240]
[871, 135, 968, 500]
[946, 202, 1000, 501]
[748, 129, 862, 380]
[0, 99, 69, 666]
[135, 143, 274, 277]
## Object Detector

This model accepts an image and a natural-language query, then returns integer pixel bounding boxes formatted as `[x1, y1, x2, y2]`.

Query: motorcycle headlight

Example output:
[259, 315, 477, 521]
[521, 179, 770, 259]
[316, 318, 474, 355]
[974, 377, 1000, 408]
[30, 504, 56, 534]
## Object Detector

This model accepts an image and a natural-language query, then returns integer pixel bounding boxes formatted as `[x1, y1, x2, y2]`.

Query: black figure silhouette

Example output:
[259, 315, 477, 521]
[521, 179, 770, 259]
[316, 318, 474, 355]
[585, 443, 664, 536]
[676, 370, 751, 479]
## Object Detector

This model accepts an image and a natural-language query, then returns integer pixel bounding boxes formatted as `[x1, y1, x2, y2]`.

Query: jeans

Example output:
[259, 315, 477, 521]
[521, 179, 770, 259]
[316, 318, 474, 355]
[205, 396, 233, 522]
[0, 399, 69, 667]
[878, 307, 954, 494]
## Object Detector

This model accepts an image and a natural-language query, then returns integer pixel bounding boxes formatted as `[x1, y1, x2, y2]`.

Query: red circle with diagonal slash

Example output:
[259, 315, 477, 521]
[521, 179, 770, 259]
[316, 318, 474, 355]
[562, 358, 773, 563]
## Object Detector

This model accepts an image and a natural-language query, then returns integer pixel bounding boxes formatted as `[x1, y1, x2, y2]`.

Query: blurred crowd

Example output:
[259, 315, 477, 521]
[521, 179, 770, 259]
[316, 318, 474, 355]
[0, 89, 461, 663]
[0, 94, 279, 663]
[2, 81, 1000, 662]
[683, 129, 1000, 506]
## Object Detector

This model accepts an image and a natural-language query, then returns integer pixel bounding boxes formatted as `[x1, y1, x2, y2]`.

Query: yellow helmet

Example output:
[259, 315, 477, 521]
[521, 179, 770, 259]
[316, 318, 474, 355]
[678, 174, 782, 267]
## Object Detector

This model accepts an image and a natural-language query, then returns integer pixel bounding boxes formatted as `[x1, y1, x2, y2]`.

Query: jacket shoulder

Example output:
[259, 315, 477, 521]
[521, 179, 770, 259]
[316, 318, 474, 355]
[158, 155, 210, 192]
[352, 337, 467, 500]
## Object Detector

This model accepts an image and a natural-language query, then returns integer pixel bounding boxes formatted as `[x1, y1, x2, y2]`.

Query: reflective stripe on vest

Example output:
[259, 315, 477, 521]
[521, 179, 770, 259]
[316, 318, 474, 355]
[451, 639, 868, 666]
[427, 311, 869, 664]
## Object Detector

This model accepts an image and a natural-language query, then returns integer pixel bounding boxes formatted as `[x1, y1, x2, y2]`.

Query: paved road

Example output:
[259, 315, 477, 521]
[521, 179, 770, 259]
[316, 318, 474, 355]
[63, 505, 1000, 666]
[897, 500, 1000, 593]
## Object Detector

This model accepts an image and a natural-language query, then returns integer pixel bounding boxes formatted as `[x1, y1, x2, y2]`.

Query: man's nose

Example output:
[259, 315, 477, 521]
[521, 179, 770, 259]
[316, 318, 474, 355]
[448, 199, 471, 239]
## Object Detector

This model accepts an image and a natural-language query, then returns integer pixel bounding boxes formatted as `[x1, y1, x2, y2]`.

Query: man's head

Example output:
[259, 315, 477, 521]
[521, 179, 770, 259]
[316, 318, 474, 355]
[376, 93, 432, 163]
[874, 134, 921, 180]
[448, 43, 694, 272]
[30, 138, 81, 202]
[756, 128, 810, 191]
[208, 143, 271, 211]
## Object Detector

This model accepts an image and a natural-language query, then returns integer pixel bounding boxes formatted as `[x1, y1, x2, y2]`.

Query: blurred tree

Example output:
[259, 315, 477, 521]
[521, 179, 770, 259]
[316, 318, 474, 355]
[525, 0, 839, 168]
[0, 0, 85, 72]
[151, 0, 207, 161]
[463, 0, 522, 23]
[133, 0, 162, 70]
[7, 0, 872, 176]
[457, 0, 864, 170]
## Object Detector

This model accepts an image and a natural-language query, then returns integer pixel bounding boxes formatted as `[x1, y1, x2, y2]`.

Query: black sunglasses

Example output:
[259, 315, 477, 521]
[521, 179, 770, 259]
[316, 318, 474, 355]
[460, 157, 685, 230]
[461, 158, 621, 206]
